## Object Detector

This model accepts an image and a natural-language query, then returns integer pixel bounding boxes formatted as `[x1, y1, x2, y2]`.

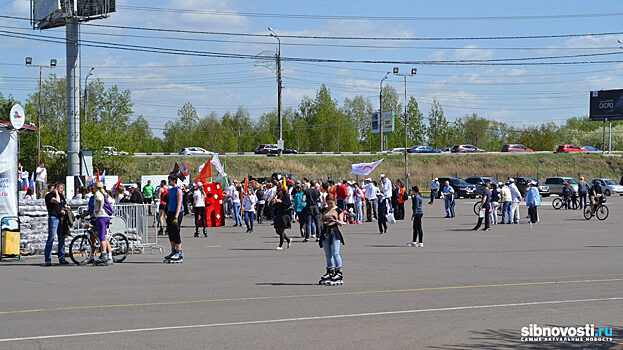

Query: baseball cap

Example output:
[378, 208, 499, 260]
[380, 173, 386, 178]
[196, 182, 203, 187]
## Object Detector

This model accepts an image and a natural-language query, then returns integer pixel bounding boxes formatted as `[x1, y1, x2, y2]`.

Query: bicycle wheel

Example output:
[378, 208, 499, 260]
[583, 207, 593, 220]
[69, 234, 94, 265]
[110, 233, 129, 263]
[552, 198, 562, 210]
[473, 202, 480, 215]
[596, 205, 609, 221]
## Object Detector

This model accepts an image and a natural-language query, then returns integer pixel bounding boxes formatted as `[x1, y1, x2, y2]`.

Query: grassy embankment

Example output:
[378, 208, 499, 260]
[123, 153, 623, 187]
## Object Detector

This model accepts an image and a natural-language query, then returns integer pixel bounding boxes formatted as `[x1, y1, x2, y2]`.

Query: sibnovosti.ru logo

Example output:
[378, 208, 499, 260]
[521, 324, 613, 343]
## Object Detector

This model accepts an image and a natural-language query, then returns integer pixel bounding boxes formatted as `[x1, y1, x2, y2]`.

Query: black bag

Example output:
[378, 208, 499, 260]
[401, 191, 409, 201]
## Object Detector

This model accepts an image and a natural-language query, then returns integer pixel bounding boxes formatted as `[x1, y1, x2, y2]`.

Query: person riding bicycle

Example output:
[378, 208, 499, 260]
[589, 180, 603, 213]
[561, 183, 572, 209]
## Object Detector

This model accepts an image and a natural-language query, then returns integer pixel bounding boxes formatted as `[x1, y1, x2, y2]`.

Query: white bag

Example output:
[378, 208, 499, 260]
[387, 212, 396, 224]
[478, 208, 485, 218]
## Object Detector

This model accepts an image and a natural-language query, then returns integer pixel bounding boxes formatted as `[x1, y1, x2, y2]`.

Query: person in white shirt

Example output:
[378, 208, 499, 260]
[242, 187, 258, 233]
[380, 174, 393, 212]
[232, 186, 242, 227]
[429, 178, 440, 204]
[353, 183, 364, 224]
[508, 178, 522, 224]
[225, 180, 236, 218]
[192, 183, 207, 237]
[364, 178, 377, 221]
[346, 182, 355, 211]
[35, 162, 47, 199]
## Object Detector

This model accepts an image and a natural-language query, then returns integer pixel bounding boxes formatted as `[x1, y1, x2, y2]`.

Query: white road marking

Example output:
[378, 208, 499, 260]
[0, 296, 621, 343]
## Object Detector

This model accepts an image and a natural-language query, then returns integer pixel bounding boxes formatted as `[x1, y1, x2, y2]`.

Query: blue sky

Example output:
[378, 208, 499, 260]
[2, 0, 623, 137]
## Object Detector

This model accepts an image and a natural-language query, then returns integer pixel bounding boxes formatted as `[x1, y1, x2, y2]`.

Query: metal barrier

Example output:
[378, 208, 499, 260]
[114, 204, 164, 254]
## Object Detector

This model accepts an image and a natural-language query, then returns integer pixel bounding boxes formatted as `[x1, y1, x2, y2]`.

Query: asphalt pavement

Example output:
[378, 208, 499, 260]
[1, 197, 622, 349]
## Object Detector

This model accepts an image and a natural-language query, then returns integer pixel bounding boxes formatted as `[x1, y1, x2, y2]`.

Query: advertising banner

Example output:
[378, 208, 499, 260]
[589, 89, 623, 121]
[0, 129, 18, 219]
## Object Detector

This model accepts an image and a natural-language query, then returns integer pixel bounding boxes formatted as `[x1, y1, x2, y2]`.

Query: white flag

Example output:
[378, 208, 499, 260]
[349, 159, 384, 176]
[211, 154, 227, 177]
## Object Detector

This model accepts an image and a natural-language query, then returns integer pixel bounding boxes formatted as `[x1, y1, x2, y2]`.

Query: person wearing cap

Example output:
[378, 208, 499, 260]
[192, 182, 207, 237]
[525, 181, 541, 228]
[376, 191, 389, 234]
[508, 178, 522, 224]
[500, 181, 512, 224]
[364, 178, 377, 222]
[380, 174, 393, 212]
[562, 182, 572, 210]
[429, 178, 440, 204]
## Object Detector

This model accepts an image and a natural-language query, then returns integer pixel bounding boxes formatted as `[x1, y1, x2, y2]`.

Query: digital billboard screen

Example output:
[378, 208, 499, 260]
[590, 89, 623, 121]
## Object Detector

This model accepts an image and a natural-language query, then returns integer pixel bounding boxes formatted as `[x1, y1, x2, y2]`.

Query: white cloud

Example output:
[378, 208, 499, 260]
[453, 45, 495, 61]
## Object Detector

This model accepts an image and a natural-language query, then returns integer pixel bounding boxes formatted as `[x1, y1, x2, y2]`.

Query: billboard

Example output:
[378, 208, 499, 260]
[32, 0, 115, 29]
[76, 0, 115, 18]
[371, 111, 395, 134]
[590, 89, 623, 121]
[32, 0, 63, 29]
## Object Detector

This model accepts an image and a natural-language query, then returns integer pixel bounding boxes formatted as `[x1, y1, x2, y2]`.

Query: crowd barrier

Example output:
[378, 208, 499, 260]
[114, 204, 164, 254]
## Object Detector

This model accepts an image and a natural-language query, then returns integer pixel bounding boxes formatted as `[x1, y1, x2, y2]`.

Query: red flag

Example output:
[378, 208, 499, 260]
[96, 169, 100, 182]
[194, 159, 212, 184]
[112, 176, 122, 192]
[244, 177, 248, 194]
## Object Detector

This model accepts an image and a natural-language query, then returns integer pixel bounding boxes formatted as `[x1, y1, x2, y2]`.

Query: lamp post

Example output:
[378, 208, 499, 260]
[25, 57, 57, 167]
[379, 72, 390, 152]
[268, 27, 283, 156]
[393, 67, 417, 188]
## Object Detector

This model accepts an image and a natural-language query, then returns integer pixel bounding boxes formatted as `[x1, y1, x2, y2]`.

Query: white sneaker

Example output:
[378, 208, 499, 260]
[407, 242, 416, 247]
[276, 246, 283, 251]
[417, 243, 424, 247]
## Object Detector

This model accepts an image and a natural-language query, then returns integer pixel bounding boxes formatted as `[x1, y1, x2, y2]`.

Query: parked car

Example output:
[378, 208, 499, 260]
[267, 147, 298, 155]
[439, 148, 451, 153]
[582, 145, 602, 152]
[102, 146, 128, 156]
[255, 144, 278, 154]
[501, 144, 533, 152]
[382, 147, 406, 154]
[436, 177, 477, 199]
[514, 177, 550, 197]
[178, 147, 213, 156]
[42, 145, 65, 158]
[555, 144, 587, 153]
[465, 176, 500, 196]
[408, 145, 441, 154]
[544, 177, 579, 195]
[451, 144, 485, 153]
[591, 178, 623, 196]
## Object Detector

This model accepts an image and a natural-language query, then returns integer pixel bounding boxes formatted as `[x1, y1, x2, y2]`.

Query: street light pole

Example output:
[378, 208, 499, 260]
[393, 67, 417, 189]
[26, 57, 56, 167]
[379, 72, 390, 152]
[268, 27, 283, 156]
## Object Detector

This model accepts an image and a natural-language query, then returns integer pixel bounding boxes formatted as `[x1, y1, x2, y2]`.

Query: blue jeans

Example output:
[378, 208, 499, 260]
[244, 211, 254, 231]
[233, 202, 242, 225]
[444, 196, 452, 217]
[355, 201, 363, 222]
[45, 216, 65, 262]
[579, 191, 588, 209]
[501, 201, 512, 223]
[322, 232, 342, 268]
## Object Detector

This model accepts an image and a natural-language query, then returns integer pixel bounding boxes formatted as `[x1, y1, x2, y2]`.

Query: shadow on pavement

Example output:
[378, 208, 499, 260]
[430, 326, 621, 350]
[256, 282, 318, 286]
[229, 248, 275, 251]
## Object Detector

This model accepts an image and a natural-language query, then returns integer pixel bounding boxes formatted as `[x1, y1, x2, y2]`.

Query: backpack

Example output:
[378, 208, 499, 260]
[103, 195, 114, 216]
[401, 190, 409, 201]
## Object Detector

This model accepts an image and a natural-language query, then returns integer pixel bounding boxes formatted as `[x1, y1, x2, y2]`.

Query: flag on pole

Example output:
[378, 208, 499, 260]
[96, 169, 100, 182]
[349, 159, 384, 176]
[101, 170, 106, 184]
[88, 176, 94, 186]
[282, 176, 287, 191]
[29, 172, 35, 189]
[78, 176, 84, 187]
[183, 163, 189, 178]
[172, 162, 186, 181]
[112, 176, 122, 193]
[195, 159, 213, 185]
[244, 177, 248, 193]
[211, 154, 227, 177]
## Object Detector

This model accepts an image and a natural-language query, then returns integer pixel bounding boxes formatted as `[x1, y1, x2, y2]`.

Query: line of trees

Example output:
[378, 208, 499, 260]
[2, 75, 622, 175]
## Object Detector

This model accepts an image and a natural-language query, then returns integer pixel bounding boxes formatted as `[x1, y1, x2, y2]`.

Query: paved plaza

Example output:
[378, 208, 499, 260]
[1, 198, 622, 349]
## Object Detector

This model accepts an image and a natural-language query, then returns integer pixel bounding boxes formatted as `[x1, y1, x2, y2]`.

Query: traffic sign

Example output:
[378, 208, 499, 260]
[9, 104, 25, 130]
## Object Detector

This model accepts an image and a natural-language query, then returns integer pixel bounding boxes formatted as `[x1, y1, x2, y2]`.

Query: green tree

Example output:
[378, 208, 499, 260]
[426, 98, 452, 149]
[342, 95, 374, 150]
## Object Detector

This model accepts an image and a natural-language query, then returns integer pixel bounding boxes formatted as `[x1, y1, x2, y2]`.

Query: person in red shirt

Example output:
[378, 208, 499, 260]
[336, 180, 348, 210]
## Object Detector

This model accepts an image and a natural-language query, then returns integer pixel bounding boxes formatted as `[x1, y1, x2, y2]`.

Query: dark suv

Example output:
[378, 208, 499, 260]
[437, 177, 477, 199]
[464, 176, 500, 196]
[514, 177, 550, 197]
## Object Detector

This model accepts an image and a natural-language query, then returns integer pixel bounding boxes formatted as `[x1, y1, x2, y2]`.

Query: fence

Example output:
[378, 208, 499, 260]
[114, 204, 164, 254]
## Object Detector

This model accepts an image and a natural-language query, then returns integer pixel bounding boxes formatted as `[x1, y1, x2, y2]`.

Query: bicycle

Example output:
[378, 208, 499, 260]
[552, 196, 578, 210]
[473, 201, 502, 216]
[69, 216, 129, 265]
[583, 197, 609, 221]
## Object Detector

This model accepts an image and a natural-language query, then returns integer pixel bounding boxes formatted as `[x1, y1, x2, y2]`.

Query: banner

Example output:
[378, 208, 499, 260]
[211, 154, 227, 177]
[0, 129, 18, 219]
[349, 159, 384, 176]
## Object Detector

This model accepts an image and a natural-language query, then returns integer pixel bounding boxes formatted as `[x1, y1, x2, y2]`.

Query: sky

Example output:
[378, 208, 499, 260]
[2, 0, 623, 137]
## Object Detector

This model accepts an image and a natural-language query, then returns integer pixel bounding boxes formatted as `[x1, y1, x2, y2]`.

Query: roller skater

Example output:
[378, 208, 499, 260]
[318, 195, 345, 286]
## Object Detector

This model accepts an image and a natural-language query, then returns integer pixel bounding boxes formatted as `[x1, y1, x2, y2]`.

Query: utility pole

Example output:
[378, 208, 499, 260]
[379, 72, 389, 152]
[268, 27, 283, 156]
[66, 18, 81, 176]
[25, 57, 56, 167]
[82, 66, 94, 175]
[393, 67, 417, 189]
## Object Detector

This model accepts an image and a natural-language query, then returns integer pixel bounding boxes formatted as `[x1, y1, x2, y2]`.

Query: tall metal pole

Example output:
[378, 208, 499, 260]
[608, 120, 612, 153]
[602, 118, 607, 154]
[269, 27, 283, 156]
[379, 72, 389, 152]
[403, 75, 408, 188]
[66, 18, 81, 176]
